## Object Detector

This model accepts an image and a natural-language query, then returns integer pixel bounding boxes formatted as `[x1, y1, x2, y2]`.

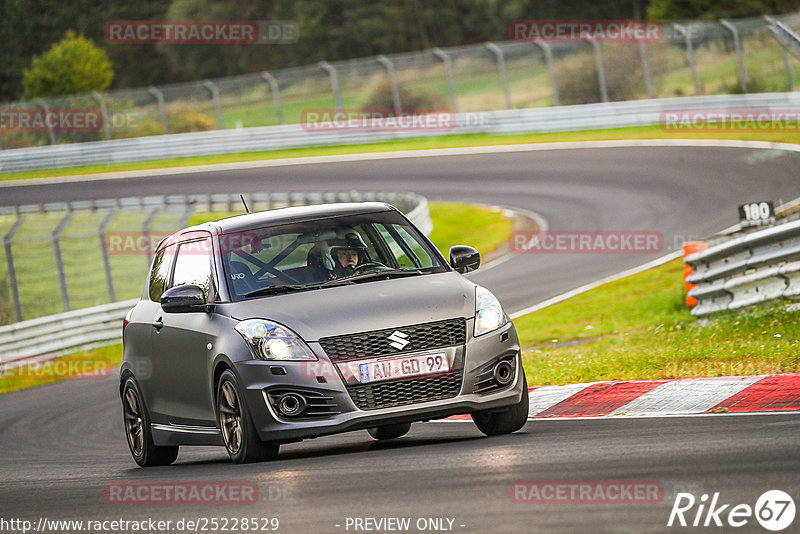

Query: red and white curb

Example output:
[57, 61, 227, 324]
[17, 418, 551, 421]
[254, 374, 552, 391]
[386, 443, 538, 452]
[447, 374, 800, 421]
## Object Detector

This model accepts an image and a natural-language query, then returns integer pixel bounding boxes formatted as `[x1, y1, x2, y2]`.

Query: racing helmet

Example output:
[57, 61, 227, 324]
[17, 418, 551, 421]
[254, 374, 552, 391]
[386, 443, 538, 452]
[321, 228, 368, 271]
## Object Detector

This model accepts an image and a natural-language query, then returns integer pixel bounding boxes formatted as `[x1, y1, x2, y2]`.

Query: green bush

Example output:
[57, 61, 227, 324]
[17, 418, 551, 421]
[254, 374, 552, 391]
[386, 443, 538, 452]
[359, 77, 444, 113]
[22, 31, 113, 99]
[0, 279, 13, 325]
[167, 107, 216, 133]
[554, 44, 669, 105]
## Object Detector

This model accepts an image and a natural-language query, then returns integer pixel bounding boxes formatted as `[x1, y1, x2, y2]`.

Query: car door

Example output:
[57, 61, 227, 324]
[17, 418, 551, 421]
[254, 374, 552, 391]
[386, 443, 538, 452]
[134, 242, 176, 424]
[151, 234, 220, 427]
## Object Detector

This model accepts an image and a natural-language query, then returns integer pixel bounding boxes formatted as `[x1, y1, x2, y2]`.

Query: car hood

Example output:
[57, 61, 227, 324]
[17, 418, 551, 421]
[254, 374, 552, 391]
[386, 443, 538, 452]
[226, 271, 476, 341]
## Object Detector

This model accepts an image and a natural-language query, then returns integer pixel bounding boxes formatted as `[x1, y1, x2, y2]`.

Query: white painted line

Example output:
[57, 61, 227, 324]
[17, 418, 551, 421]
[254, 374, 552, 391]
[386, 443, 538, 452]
[527, 383, 595, 417]
[435, 410, 800, 422]
[507, 201, 769, 318]
[510, 250, 683, 318]
[3, 138, 799, 188]
[611, 377, 762, 416]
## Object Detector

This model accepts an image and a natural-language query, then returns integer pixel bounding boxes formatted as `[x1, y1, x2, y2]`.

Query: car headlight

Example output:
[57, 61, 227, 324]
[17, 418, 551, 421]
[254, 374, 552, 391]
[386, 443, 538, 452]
[474, 285, 507, 336]
[235, 319, 317, 361]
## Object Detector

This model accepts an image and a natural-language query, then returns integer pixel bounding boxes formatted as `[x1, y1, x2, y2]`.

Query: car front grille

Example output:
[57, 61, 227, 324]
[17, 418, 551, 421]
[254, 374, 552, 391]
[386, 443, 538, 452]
[347, 372, 463, 410]
[319, 318, 467, 363]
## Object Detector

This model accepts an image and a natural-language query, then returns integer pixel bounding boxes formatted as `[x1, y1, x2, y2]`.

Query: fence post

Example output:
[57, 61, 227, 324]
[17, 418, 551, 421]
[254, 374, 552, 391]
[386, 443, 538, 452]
[260, 72, 284, 125]
[376, 55, 402, 115]
[485, 42, 512, 110]
[432, 48, 459, 113]
[533, 40, 560, 106]
[33, 98, 56, 145]
[675, 24, 699, 96]
[142, 207, 161, 267]
[4, 216, 26, 322]
[720, 20, 748, 93]
[319, 61, 343, 113]
[179, 200, 196, 229]
[639, 41, 654, 99]
[91, 91, 112, 140]
[98, 207, 117, 302]
[585, 38, 608, 103]
[765, 16, 795, 91]
[202, 80, 225, 130]
[148, 86, 169, 134]
[52, 210, 73, 312]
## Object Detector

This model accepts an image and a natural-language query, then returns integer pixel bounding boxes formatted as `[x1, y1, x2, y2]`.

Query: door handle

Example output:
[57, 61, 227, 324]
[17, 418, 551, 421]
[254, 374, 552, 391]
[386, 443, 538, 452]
[152, 318, 163, 330]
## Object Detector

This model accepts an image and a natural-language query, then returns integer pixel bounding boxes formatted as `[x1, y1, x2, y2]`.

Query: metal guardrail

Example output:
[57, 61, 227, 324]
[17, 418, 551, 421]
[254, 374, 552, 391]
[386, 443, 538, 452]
[0, 299, 137, 371]
[685, 218, 800, 316]
[0, 191, 431, 369]
[3, 92, 800, 172]
[768, 17, 800, 59]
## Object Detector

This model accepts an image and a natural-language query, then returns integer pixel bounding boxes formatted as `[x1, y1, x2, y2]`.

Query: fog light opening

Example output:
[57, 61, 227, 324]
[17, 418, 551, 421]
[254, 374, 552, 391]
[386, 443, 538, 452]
[277, 393, 307, 417]
[493, 361, 514, 386]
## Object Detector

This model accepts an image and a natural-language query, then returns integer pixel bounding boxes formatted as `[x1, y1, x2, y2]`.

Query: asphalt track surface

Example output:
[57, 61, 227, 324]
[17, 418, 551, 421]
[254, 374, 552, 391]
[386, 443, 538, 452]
[2, 145, 800, 533]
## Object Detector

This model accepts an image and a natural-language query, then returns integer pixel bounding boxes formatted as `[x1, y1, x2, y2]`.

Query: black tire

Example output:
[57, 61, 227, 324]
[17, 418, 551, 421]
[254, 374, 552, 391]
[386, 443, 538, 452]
[472, 370, 529, 436]
[122, 378, 179, 467]
[217, 370, 279, 464]
[367, 422, 412, 440]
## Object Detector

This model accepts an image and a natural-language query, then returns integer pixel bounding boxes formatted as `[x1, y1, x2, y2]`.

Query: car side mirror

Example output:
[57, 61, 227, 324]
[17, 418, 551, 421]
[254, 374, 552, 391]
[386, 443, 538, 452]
[160, 284, 207, 313]
[449, 245, 480, 274]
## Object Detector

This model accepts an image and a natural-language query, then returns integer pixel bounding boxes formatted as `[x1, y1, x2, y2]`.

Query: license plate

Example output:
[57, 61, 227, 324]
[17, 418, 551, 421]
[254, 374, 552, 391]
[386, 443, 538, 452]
[352, 353, 449, 384]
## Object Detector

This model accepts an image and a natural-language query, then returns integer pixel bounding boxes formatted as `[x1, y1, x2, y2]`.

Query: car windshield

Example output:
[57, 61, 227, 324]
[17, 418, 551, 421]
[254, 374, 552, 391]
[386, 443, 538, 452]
[221, 210, 446, 299]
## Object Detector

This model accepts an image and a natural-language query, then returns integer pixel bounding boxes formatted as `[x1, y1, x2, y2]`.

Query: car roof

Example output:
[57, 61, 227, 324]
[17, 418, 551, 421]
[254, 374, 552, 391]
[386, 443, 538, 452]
[185, 201, 398, 235]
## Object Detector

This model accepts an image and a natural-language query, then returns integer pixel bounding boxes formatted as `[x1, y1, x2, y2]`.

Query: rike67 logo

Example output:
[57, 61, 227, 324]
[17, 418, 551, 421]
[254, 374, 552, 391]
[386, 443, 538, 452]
[668, 490, 795, 531]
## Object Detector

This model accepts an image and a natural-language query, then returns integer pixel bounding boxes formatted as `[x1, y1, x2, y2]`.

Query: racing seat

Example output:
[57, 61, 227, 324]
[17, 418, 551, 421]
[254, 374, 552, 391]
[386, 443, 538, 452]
[229, 260, 259, 295]
[306, 246, 330, 282]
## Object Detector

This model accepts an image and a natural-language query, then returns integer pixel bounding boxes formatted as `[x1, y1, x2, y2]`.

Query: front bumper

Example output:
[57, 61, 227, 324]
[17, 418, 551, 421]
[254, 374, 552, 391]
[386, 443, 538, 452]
[233, 320, 524, 443]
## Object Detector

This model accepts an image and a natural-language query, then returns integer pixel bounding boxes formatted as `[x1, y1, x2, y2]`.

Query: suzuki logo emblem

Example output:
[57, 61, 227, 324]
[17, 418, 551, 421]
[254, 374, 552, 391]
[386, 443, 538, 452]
[387, 331, 410, 350]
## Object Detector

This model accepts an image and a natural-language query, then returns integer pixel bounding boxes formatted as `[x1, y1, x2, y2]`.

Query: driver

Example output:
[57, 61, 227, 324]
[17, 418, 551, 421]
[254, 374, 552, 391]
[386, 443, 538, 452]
[324, 230, 369, 279]
[334, 247, 360, 271]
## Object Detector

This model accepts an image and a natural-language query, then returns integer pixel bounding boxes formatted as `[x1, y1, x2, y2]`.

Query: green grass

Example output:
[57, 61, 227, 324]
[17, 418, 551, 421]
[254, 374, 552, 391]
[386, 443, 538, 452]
[0, 344, 122, 394]
[3, 125, 800, 183]
[516, 258, 800, 385]
[428, 203, 512, 258]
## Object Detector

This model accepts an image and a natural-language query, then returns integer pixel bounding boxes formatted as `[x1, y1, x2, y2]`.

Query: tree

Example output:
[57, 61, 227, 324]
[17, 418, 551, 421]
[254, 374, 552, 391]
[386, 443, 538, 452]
[648, 0, 800, 19]
[22, 31, 113, 99]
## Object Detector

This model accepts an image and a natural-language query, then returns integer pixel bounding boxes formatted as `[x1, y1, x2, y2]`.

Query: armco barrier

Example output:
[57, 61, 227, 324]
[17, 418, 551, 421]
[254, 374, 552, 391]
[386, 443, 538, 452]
[0, 191, 431, 368]
[684, 217, 800, 316]
[0, 299, 137, 371]
[2, 92, 800, 172]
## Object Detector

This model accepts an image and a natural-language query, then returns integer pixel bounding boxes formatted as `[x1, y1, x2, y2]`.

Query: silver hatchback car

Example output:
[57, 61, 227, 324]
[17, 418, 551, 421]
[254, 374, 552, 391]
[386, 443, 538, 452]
[120, 202, 528, 466]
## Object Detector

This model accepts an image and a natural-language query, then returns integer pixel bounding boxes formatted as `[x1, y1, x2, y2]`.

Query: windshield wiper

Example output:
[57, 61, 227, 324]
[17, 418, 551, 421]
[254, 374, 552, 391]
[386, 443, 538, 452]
[243, 278, 356, 298]
[339, 268, 425, 283]
[243, 284, 318, 298]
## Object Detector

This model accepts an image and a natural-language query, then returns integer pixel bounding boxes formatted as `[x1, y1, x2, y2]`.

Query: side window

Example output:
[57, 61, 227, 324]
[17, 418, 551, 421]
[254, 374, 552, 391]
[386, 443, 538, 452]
[148, 245, 174, 302]
[392, 225, 435, 268]
[171, 238, 214, 299]
[375, 224, 436, 268]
